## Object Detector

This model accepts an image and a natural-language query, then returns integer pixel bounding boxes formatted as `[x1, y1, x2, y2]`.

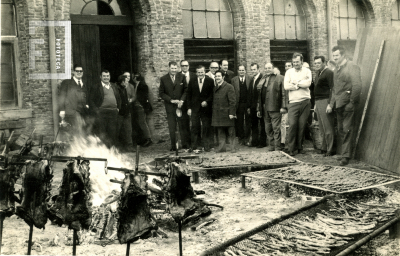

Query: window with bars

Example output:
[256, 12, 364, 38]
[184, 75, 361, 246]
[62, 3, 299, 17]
[269, 0, 307, 40]
[1, 0, 20, 110]
[336, 0, 365, 40]
[392, 0, 400, 27]
[182, 0, 233, 39]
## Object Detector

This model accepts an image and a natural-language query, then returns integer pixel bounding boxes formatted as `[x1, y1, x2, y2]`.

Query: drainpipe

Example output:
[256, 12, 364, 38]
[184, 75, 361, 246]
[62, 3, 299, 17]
[327, 0, 333, 59]
[46, 0, 59, 138]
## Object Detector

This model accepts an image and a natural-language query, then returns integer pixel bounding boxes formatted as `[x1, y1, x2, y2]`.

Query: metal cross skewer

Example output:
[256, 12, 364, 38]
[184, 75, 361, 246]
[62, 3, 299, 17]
[27, 224, 34, 255]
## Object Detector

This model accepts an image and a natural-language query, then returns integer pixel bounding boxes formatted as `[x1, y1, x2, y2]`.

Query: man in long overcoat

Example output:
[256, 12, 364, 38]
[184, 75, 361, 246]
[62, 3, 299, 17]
[212, 71, 237, 152]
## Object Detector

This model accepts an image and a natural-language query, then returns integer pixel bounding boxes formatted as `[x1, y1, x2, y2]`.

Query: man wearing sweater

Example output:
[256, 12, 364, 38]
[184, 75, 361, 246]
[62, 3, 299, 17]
[313, 56, 335, 156]
[284, 53, 312, 156]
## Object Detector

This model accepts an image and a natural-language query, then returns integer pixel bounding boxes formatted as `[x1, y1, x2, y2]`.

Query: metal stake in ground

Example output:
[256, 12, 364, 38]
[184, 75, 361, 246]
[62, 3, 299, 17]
[72, 229, 77, 256]
[0, 212, 4, 254]
[27, 224, 33, 255]
[178, 220, 183, 256]
[126, 241, 131, 256]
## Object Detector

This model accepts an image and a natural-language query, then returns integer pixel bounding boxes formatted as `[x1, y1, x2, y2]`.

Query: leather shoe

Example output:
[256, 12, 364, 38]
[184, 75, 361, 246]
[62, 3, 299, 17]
[324, 152, 333, 157]
[298, 149, 305, 154]
[169, 147, 177, 151]
[289, 151, 296, 156]
[267, 146, 275, 151]
[339, 158, 349, 166]
[257, 144, 266, 148]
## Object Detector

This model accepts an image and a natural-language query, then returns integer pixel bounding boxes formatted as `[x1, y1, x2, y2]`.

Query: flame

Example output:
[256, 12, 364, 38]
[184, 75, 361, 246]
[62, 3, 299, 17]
[64, 135, 132, 207]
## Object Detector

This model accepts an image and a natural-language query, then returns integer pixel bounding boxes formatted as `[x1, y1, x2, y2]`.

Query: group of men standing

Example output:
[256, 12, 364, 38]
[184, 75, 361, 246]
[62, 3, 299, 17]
[58, 65, 153, 152]
[160, 45, 361, 166]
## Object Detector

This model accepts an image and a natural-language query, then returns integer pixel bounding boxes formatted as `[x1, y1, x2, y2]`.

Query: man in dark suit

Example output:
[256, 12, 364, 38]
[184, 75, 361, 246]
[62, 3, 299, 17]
[247, 63, 266, 148]
[231, 65, 251, 145]
[58, 64, 90, 137]
[219, 59, 235, 84]
[159, 61, 189, 151]
[89, 69, 121, 148]
[329, 46, 362, 166]
[212, 71, 237, 153]
[187, 65, 214, 151]
[257, 63, 287, 151]
[180, 60, 196, 149]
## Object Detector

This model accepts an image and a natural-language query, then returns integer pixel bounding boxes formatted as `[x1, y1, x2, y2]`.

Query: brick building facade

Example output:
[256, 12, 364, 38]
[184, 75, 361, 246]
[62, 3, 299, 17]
[1, 0, 399, 142]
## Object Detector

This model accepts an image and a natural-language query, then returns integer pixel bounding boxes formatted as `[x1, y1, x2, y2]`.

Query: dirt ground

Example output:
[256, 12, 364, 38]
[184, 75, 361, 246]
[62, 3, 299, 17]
[1, 139, 400, 256]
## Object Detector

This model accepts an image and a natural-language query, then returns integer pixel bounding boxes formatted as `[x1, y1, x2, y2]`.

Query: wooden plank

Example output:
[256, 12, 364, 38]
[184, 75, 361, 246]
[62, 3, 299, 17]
[0, 109, 32, 120]
[353, 40, 385, 158]
[368, 31, 400, 167]
[71, 15, 132, 25]
[0, 120, 26, 129]
[356, 28, 388, 160]
[375, 32, 400, 168]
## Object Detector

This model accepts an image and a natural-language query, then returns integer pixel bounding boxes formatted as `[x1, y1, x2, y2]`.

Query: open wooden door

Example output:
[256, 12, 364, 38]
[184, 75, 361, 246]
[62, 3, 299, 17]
[71, 25, 101, 88]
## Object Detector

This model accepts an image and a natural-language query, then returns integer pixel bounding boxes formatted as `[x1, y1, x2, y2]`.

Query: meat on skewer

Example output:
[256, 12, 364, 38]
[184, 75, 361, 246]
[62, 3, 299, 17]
[48, 160, 92, 231]
[16, 160, 53, 229]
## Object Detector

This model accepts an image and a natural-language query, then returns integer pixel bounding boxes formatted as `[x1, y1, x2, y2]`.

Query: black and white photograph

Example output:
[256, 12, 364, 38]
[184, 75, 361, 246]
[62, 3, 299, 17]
[0, 0, 399, 255]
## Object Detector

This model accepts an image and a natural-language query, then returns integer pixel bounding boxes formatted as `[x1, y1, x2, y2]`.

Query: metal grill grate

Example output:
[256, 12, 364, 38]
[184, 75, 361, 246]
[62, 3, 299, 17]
[243, 164, 400, 193]
[200, 197, 400, 256]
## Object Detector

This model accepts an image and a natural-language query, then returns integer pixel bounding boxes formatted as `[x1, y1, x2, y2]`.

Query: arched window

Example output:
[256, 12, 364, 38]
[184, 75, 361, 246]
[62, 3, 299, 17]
[336, 0, 365, 40]
[1, 0, 20, 109]
[392, 0, 400, 27]
[269, 0, 307, 40]
[70, 0, 129, 16]
[182, 0, 233, 39]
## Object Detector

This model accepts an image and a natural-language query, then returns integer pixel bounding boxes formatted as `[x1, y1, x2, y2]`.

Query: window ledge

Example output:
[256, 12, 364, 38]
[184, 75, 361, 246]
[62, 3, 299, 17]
[0, 109, 33, 121]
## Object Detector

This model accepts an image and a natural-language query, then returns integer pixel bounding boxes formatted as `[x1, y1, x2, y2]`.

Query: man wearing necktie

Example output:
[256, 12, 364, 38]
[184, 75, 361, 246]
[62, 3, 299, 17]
[58, 64, 91, 137]
[231, 65, 251, 145]
[159, 61, 189, 151]
[247, 63, 266, 148]
[257, 63, 287, 151]
[179, 60, 195, 149]
[187, 65, 214, 151]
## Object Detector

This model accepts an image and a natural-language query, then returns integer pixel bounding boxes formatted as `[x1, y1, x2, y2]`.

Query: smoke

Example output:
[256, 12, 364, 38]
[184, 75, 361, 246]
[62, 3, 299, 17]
[64, 135, 132, 207]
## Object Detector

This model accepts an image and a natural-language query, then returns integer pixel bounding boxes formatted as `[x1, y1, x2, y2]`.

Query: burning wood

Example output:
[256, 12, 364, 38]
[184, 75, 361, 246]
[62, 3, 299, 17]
[117, 174, 155, 243]
[15, 160, 53, 229]
[48, 159, 92, 231]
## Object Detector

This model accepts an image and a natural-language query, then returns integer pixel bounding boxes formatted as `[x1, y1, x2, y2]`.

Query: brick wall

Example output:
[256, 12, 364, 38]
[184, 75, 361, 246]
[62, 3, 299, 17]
[3, 0, 397, 142]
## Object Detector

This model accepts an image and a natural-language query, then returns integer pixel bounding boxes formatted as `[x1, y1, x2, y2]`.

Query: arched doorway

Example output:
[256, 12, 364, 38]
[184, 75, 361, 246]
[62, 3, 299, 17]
[70, 0, 135, 84]
[182, 0, 235, 72]
[269, 0, 308, 73]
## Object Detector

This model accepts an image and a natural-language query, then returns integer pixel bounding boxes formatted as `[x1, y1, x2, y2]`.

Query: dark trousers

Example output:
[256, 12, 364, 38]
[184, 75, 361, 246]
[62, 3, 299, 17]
[118, 114, 133, 149]
[190, 111, 212, 150]
[131, 103, 150, 145]
[263, 110, 282, 149]
[166, 111, 190, 149]
[287, 100, 311, 152]
[336, 103, 355, 158]
[96, 109, 119, 148]
[250, 108, 266, 146]
[180, 106, 191, 148]
[315, 99, 335, 153]
[235, 102, 251, 142]
[215, 126, 235, 152]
